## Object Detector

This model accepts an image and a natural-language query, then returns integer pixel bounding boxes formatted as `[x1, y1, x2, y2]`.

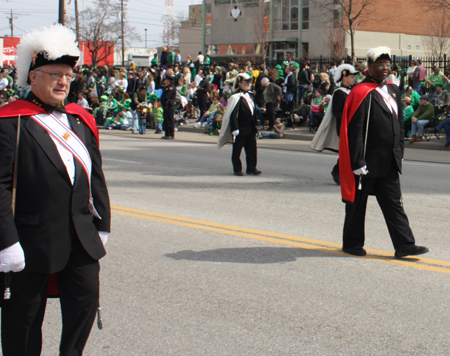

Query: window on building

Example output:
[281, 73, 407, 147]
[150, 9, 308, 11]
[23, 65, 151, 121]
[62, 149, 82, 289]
[237, 44, 246, 55]
[282, 0, 290, 30]
[302, 7, 309, 30]
[227, 45, 236, 55]
[246, 44, 254, 54]
[407, 45, 411, 50]
[205, 4, 211, 35]
[291, 2, 299, 30]
[416, 45, 420, 50]
[219, 45, 227, 55]
[273, 0, 281, 31]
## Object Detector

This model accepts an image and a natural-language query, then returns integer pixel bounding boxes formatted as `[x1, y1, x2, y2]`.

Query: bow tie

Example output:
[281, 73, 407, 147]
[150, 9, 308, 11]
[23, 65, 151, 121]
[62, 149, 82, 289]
[49, 105, 67, 114]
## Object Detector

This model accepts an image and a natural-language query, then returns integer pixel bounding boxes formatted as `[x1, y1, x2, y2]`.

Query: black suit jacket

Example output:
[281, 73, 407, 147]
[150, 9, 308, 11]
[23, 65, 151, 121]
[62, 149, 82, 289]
[230, 92, 258, 136]
[347, 78, 404, 177]
[0, 112, 110, 274]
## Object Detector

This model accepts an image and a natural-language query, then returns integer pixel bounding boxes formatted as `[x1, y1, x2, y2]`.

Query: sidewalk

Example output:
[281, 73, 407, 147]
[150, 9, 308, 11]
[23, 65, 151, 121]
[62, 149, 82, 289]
[99, 124, 450, 164]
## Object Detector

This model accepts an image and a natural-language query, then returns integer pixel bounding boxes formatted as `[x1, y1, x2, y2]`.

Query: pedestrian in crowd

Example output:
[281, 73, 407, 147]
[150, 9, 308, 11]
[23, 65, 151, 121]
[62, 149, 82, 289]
[0, 24, 110, 355]
[218, 73, 261, 176]
[339, 46, 429, 258]
[413, 59, 426, 93]
[160, 47, 168, 66]
[161, 73, 176, 139]
[196, 71, 209, 118]
[410, 95, 434, 142]
[151, 53, 158, 68]
[261, 77, 282, 130]
[153, 101, 164, 134]
[77, 91, 89, 108]
[402, 95, 414, 137]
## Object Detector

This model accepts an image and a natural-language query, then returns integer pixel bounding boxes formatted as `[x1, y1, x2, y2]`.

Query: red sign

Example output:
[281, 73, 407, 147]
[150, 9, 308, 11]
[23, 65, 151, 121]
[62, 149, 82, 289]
[3, 37, 20, 66]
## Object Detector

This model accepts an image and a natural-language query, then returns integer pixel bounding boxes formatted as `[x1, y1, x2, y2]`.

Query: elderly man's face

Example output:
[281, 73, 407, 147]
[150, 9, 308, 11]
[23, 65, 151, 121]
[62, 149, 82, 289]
[368, 59, 390, 82]
[29, 63, 73, 106]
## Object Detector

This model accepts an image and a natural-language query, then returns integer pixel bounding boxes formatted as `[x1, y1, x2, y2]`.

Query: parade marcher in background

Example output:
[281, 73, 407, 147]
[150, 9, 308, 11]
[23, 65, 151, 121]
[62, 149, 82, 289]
[0, 24, 110, 355]
[339, 46, 428, 258]
[218, 73, 261, 176]
[160, 73, 176, 139]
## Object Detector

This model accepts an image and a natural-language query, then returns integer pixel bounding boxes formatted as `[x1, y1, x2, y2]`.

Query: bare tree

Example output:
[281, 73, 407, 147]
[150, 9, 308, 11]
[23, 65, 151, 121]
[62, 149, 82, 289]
[422, 13, 450, 59]
[323, 26, 347, 62]
[68, 0, 139, 67]
[312, 0, 393, 65]
[246, 5, 270, 66]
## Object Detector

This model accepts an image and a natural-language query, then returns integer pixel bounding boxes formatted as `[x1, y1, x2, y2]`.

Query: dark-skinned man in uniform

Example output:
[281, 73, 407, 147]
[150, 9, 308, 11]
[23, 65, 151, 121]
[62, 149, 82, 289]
[339, 46, 429, 258]
[160, 73, 176, 140]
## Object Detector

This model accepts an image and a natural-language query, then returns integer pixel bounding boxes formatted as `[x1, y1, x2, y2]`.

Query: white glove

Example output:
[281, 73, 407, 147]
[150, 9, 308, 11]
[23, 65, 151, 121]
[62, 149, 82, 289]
[232, 130, 240, 136]
[0, 242, 25, 272]
[98, 231, 108, 246]
[353, 165, 369, 176]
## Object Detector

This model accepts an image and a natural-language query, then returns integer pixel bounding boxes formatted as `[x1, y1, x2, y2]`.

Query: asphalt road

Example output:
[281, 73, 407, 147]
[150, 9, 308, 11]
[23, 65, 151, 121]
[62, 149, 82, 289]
[39, 133, 450, 355]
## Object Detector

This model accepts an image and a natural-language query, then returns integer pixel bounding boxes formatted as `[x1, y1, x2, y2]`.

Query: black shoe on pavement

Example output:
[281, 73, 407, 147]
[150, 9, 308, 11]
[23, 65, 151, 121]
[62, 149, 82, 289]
[395, 244, 429, 258]
[247, 170, 262, 175]
[161, 136, 174, 140]
[445, 141, 450, 148]
[234, 172, 244, 176]
[342, 247, 367, 256]
[331, 170, 340, 185]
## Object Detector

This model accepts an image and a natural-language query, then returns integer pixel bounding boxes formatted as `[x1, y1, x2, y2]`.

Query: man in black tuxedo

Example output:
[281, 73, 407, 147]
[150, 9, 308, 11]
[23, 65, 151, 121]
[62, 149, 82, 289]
[0, 25, 110, 355]
[229, 73, 261, 176]
[339, 46, 428, 258]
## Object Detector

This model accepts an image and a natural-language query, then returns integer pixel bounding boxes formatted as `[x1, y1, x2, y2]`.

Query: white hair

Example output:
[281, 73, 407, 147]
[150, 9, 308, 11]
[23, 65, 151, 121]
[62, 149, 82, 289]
[16, 24, 80, 87]
[366, 46, 391, 64]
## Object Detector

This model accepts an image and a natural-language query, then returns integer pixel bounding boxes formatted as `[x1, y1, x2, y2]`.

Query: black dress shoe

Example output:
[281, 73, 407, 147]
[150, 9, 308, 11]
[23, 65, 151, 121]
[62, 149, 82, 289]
[342, 247, 367, 256]
[234, 172, 244, 176]
[331, 170, 340, 185]
[247, 170, 262, 175]
[161, 136, 174, 140]
[395, 244, 429, 258]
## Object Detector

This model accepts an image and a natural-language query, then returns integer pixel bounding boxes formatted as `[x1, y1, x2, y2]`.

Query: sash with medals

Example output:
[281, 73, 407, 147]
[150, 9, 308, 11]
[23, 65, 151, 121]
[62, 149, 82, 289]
[375, 87, 398, 116]
[30, 112, 101, 219]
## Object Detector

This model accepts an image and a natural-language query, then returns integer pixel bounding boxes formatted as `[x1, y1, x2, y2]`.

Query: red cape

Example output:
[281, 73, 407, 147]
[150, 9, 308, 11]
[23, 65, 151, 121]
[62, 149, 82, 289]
[338, 82, 393, 203]
[0, 100, 98, 301]
[0, 100, 99, 144]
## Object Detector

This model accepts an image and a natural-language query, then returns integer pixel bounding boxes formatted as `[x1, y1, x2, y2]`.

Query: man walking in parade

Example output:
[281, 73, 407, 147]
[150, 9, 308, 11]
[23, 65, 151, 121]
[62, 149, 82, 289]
[0, 25, 111, 355]
[161, 73, 176, 140]
[339, 46, 428, 258]
[218, 73, 261, 176]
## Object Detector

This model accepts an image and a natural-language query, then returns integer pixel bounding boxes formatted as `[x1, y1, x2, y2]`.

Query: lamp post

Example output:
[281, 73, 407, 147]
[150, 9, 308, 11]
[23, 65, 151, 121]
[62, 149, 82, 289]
[145, 28, 147, 48]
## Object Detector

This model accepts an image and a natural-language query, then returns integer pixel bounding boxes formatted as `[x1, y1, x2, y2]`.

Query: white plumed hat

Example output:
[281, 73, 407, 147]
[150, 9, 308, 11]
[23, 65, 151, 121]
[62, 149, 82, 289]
[366, 46, 391, 64]
[333, 64, 358, 83]
[16, 24, 80, 87]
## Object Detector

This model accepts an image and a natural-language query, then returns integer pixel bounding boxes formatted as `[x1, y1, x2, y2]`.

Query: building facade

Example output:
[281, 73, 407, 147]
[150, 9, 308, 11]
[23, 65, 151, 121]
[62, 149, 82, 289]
[201, 0, 441, 62]
[179, 4, 203, 59]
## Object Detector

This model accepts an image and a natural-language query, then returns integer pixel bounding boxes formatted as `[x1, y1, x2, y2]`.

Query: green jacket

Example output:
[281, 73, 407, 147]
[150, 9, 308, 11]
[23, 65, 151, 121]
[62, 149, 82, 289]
[403, 105, 414, 122]
[153, 107, 164, 122]
[410, 91, 420, 107]
[177, 85, 187, 97]
[151, 57, 158, 66]
[167, 52, 175, 64]
[413, 102, 434, 121]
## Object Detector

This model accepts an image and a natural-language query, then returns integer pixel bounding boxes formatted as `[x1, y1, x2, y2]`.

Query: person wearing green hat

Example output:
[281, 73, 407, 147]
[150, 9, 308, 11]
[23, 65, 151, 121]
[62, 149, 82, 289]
[282, 61, 289, 68]
[275, 64, 282, 70]
[275, 69, 285, 85]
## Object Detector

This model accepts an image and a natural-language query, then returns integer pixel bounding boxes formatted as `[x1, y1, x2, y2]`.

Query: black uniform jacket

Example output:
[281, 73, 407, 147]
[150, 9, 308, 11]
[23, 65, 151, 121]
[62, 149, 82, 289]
[230, 92, 258, 136]
[161, 84, 176, 107]
[347, 76, 404, 178]
[0, 100, 111, 274]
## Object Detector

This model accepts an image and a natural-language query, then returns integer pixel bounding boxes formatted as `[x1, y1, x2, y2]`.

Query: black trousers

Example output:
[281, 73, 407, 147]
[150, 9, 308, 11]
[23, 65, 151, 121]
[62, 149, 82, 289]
[232, 133, 257, 173]
[343, 167, 415, 250]
[2, 237, 100, 356]
[265, 102, 277, 129]
[197, 95, 208, 118]
[164, 105, 175, 137]
[332, 158, 339, 174]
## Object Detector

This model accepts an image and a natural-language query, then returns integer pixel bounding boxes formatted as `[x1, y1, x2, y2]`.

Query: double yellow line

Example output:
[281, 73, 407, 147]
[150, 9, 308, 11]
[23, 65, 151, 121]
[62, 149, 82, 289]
[112, 205, 450, 275]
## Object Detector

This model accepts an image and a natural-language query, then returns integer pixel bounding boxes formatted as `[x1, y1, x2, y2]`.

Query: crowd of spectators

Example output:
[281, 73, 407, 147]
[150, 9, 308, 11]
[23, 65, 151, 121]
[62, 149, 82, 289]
[2, 48, 450, 145]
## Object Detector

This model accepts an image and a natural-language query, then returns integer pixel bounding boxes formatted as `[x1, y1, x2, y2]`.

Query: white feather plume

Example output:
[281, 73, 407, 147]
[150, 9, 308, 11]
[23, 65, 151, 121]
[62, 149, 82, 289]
[16, 24, 80, 87]
[366, 46, 391, 63]
[333, 64, 357, 83]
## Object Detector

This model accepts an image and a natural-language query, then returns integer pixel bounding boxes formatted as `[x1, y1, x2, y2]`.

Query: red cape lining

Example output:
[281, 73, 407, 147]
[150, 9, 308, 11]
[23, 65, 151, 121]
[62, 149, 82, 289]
[338, 82, 393, 203]
[0, 100, 99, 144]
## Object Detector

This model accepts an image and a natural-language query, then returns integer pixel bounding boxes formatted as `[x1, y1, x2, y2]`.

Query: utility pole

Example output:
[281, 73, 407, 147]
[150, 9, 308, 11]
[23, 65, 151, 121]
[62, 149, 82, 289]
[10, 9, 13, 37]
[121, 0, 125, 66]
[74, 0, 80, 46]
[145, 29, 147, 48]
[59, 0, 66, 25]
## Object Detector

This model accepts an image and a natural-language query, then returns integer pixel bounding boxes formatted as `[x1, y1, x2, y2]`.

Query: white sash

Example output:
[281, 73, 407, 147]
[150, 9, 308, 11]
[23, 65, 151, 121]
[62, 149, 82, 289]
[242, 92, 254, 115]
[30, 113, 101, 219]
[375, 87, 398, 117]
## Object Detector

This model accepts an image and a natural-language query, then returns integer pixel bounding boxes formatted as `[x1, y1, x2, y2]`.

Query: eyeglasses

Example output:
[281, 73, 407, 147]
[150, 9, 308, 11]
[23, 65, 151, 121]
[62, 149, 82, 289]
[34, 70, 76, 82]
[373, 63, 392, 69]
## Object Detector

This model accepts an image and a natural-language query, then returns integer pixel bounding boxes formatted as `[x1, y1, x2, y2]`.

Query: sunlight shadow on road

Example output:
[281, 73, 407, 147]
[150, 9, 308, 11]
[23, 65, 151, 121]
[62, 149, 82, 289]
[165, 247, 335, 264]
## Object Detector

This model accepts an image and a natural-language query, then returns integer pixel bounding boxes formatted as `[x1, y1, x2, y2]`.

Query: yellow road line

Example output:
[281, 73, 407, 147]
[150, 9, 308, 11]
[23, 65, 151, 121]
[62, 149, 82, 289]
[112, 206, 450, 274]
